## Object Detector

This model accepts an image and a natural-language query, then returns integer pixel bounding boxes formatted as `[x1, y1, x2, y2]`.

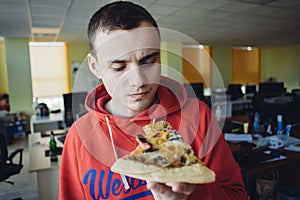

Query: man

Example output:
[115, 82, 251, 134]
[59, 1, 247, 199]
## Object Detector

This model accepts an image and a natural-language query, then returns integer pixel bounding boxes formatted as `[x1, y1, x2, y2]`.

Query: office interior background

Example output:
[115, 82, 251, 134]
[0, 0, 300, 116]
[0, 0, 300, 199]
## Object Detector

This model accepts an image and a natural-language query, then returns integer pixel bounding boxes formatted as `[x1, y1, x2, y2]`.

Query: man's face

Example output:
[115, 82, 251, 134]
[88, 22, 161, 117]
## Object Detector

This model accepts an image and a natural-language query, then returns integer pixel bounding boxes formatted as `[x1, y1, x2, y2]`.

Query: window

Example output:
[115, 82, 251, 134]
[29, 42, 70, 110]
[232, 47, 260, 84]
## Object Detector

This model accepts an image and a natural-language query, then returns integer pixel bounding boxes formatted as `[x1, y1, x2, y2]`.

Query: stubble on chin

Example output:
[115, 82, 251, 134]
[127, 91, 158, 116]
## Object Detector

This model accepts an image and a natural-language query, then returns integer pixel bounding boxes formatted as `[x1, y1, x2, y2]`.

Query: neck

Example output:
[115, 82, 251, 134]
[104, 100, 138, 118]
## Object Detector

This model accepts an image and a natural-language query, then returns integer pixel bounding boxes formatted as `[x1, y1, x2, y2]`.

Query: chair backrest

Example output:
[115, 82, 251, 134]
[0, 133, 8, 166]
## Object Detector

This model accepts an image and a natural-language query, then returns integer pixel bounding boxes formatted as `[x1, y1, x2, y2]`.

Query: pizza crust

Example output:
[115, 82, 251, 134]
[111, 159, 215, 184]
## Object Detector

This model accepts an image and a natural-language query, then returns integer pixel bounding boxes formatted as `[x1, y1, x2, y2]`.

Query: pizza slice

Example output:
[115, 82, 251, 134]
[111, 120, 215, 184]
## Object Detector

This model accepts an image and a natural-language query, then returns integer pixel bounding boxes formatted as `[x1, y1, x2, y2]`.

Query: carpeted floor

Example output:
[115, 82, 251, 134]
[0, 136, 39, 200]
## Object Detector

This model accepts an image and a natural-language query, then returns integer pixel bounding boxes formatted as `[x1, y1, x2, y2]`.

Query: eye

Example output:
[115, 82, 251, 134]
[113, 66, 126, 72]
[141, 62, 155, 67]
[111, 64, 126, 72]
[141, 57, 158, 67]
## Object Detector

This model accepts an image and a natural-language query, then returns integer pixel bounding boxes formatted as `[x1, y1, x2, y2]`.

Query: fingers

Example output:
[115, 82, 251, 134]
[147, 181, 168, 194]
[147, 181, 195, 200]
[166, 182, 196, 195]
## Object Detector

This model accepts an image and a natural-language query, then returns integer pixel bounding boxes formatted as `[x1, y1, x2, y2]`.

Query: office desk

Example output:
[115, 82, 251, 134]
[30, 113, 64, 134]
[228, 141, 300, 199]
[28, 133, 63, 200]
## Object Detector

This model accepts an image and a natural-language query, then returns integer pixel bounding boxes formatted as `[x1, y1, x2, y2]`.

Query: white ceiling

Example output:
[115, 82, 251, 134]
[0, 0, 299, 47]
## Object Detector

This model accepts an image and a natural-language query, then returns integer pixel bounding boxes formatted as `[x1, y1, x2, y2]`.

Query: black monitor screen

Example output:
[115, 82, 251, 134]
[259, 82, 285, 94]
[63, 92, 88, 127]
[245, 85, 256, 94]
[227, 84, 243, 100]
[184, 83, 204, 99]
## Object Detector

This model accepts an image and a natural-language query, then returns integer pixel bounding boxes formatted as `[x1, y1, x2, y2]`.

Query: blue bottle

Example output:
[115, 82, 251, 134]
[277, 114, 283, 136]
[253, 112, 260, 132]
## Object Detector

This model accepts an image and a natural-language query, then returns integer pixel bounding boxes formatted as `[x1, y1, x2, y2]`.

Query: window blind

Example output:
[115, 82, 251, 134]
[29, 42, 69, 97]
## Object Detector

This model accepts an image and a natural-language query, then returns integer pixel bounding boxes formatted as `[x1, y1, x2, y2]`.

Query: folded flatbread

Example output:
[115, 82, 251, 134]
[111, 121, 215, 184]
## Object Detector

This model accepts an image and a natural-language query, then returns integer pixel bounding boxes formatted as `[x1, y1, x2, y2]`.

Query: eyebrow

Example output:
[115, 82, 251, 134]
[139, 52, 160, 63]
[108, 51, 160, 65]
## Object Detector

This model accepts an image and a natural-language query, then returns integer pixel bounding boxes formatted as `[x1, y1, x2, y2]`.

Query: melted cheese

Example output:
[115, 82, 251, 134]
[132, 121, 200, 167]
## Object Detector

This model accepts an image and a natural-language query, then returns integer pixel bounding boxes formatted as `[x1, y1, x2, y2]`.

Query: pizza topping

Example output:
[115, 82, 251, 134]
[131, 121, 201, 168]
[168, 130, 183, 141]
[153, 155, 168, 166]
[136, 134, 152, 151]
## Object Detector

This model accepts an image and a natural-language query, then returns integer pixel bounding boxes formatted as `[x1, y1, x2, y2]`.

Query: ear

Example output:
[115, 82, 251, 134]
[87, 53, 102, 78]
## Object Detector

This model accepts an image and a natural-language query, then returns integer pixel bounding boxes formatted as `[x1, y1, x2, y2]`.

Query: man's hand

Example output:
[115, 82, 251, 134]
[147, 181, 196, 200]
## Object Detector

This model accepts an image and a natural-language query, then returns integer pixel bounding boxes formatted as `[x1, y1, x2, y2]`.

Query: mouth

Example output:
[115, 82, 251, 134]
[130, 91, 149, 99]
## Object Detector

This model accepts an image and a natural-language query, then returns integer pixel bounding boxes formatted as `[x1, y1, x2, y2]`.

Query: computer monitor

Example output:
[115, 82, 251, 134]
[245, 85, 256, 94]
[63, 92, 88, 127]
[184, 82, 204, 99]
[227, 84, 243, 100]
[258, 82, 285, 95]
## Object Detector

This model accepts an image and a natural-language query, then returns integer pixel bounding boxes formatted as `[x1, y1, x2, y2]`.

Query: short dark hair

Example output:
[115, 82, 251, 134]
[87, 1, 160, 52]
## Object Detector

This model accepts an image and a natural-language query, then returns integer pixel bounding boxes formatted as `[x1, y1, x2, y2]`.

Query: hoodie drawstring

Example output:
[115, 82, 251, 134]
[105, 116, 130, 190]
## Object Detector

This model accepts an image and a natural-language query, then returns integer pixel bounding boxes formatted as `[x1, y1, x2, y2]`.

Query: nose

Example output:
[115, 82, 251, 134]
[128, 64, 146, 87]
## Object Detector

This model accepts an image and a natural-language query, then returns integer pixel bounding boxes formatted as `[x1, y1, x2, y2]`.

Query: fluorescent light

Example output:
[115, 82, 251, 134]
[246, 46, 253, 51]
[232, 46, 255, 50]
[182, 44, 206, 49]
[29, 42, 65, 46]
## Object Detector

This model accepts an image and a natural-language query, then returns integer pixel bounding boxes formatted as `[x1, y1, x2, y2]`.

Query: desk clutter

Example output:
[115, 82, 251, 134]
[230, 142, 287, 167]
[0, 112, 27, 145]
[44, 147, 63, 157]
[224, 112, 300, 199]
[226, 132, 300, 168]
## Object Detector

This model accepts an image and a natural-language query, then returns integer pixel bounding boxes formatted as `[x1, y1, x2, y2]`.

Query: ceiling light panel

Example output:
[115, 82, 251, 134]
[156, 0, 196, 7]
[30, 5, 67, 16]
[187, 0, 230, 10]
[147, 4, 179, 16]
[29, 0, 70, 7]
[216, 1, 259, 13]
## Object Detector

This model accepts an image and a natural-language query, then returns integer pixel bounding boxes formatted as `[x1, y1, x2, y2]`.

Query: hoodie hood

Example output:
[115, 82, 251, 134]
[85, 75, 188, 125]
[73, 76, 191, 167]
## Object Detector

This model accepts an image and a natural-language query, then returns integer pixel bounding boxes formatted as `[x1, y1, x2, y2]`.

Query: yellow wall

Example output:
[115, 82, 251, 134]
[211, 47, 231, 89]
[261, 45, 300, 92]
[5, 38, 33, 114]
[67, 42, 90, 89]
[0, 40, 9, 93]
[160, 42, 183, 83]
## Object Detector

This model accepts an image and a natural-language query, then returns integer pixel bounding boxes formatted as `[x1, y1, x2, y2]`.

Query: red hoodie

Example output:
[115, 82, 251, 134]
[59, 76, 247, 200]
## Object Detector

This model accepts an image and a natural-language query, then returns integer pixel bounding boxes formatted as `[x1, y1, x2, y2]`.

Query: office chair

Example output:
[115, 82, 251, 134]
[0, 133, 23, 185]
